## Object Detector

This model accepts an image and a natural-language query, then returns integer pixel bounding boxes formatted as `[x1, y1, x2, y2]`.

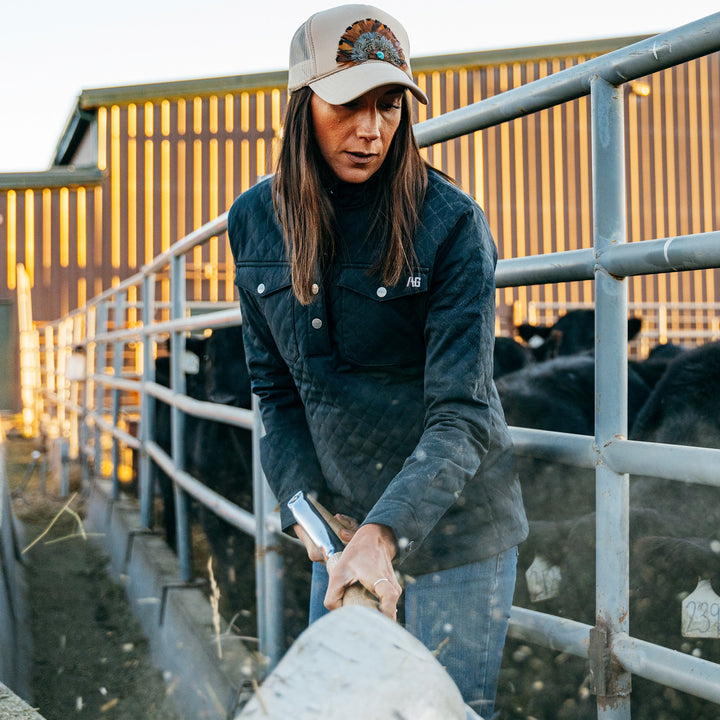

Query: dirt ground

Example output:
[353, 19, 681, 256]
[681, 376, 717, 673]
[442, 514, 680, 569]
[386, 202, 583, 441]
[6, 432, 181, 720]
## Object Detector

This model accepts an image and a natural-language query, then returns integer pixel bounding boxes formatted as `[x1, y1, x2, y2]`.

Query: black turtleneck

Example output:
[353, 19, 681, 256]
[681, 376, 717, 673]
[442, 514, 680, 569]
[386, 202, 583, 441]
[325, 172, 382, 264]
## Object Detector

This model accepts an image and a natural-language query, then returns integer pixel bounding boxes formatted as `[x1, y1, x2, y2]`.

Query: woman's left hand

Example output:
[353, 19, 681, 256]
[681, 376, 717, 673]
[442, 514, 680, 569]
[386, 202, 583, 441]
[333, 513, 359, 543]
[324, 523, 402, 620]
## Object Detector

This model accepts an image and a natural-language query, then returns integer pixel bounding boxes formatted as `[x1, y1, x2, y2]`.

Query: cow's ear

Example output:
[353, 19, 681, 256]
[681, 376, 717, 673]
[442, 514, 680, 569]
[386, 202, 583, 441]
[628, 317, 642, 341]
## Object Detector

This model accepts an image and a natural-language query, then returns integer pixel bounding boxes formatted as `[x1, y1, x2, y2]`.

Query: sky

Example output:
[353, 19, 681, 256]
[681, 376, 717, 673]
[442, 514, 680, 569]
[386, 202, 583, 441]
[1, 0, 718, 173]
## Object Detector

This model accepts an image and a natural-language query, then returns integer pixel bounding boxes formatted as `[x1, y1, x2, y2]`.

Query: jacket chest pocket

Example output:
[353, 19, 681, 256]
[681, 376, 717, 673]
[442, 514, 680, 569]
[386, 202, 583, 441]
[235, 264, 299, 363]
[337, 267, 428, 367]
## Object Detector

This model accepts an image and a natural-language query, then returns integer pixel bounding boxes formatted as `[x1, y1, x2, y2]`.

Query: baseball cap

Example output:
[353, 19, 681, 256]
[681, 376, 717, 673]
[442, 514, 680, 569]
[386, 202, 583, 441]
[287, 4, 428, 105]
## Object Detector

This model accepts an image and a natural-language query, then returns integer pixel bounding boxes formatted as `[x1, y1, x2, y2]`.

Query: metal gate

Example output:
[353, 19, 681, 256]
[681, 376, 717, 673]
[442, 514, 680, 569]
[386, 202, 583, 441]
[28, 12, 720, 719]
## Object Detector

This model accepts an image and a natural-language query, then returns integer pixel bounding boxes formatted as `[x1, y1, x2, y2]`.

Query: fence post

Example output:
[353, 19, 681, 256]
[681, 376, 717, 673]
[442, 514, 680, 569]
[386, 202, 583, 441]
[56, 319, 68, 440]
[94, 302, 108, 480]
[70, 313, 84, 461]
[81, 305, 94, 490]
[170, 254, 193, 582]
[140, 274, 156, 528]
[111, 291, 125, 499]
[591, 74, 632, 719]
[252, 395, 284, 670]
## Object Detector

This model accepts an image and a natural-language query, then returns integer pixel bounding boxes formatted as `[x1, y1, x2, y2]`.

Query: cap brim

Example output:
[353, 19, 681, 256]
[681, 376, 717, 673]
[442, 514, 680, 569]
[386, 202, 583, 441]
[309, 61, 428, 105]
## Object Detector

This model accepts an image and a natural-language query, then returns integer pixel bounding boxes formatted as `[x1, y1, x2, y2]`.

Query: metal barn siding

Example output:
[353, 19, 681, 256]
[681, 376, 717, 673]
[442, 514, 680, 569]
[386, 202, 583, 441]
[1, 176, 104, 317]
[90, 89, 287, 313]
[1, 38, 719, 340]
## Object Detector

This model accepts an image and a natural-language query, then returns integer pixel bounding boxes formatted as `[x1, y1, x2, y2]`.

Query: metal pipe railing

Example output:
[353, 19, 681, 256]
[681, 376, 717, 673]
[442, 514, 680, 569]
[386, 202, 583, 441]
[495, 231, 720, 288]
[510, 427, 720, 487]
[509, 608, 720, 705]
[613, 633, 720, 705]
[146, 440, 256, 536]
[144, 382, 253, 429]
[140, 273, 156, 527]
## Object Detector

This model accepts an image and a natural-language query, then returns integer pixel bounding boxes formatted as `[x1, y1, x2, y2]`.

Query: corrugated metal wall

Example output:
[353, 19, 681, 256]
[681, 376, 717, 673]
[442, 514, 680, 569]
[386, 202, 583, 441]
[1, 47, 719, 341]
[93, 90, 286, 316]
[1, 183, 103, 317]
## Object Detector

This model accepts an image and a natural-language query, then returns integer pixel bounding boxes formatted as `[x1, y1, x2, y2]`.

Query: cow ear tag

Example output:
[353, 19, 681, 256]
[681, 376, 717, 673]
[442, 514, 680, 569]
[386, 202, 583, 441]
[526, 555, 562, 603]
[681, 578, 720, 638]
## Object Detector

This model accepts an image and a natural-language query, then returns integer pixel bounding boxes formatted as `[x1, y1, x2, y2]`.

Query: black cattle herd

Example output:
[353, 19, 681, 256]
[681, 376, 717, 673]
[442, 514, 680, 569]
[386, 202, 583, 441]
[146, 310, 720, 719]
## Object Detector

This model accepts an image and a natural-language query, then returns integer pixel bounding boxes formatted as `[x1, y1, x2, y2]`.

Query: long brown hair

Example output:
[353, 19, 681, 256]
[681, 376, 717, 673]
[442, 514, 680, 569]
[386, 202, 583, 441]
[272, 86, 429, 305]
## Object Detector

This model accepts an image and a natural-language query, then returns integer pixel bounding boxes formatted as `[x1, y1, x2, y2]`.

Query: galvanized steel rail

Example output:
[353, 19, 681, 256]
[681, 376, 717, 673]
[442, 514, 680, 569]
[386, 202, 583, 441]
[34, 11, 720, 717]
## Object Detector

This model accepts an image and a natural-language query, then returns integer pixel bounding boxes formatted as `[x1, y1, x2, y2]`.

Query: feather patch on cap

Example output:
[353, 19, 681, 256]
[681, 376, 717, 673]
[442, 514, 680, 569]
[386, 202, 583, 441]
[336, 18, 407, 70]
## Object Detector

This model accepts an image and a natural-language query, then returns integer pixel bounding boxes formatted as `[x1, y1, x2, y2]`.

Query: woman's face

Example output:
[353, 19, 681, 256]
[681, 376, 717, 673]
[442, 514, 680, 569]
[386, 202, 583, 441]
[311, 85, 404, 184]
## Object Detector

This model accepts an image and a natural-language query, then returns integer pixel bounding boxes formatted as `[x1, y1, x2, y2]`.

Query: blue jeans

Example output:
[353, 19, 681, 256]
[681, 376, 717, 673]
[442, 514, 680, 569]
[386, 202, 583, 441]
[309, 547, 518, 719]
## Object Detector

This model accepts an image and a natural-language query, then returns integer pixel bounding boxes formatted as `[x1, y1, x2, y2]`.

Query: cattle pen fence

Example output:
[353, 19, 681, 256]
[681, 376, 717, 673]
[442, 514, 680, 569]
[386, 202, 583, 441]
[21, 12, 720, 720]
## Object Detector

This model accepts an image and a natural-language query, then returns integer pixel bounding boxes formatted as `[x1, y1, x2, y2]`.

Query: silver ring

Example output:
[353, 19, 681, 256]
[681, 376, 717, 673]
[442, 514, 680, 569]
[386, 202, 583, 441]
[372, 577, 390, 590]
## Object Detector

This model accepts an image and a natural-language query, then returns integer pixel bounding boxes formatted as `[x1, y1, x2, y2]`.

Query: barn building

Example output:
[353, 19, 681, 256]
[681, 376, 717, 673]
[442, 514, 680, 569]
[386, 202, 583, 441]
[1, 35, 719, 412]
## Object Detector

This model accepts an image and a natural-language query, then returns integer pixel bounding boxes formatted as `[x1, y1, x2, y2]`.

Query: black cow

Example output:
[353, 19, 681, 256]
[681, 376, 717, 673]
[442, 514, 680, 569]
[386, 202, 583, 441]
[183, 325, 253, 511]
[184, 326, 255, 613]
[528, 507, 720, 720]
[506, 507, 720, 720]
[495, 352, 652, 683]
[496, 354, 651, 522]
[151, 325, 312, 643]
[630, 341, 688, 390]
[499, 341, 720, 720]
[516, 309, 642, 362]
[630, 340, 720, 541]
[153, 334, 210, 549]
[152, 327, 256, 614]
[631, 340, 720, 451]
[494, 336, 534, 379]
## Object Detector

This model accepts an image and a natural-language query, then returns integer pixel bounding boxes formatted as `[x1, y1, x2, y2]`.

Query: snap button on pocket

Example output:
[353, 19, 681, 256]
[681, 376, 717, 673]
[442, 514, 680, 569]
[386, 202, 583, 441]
[257, 283, 266, 294]
[376, 287, 387, 298]
[311, 318, 323, 330]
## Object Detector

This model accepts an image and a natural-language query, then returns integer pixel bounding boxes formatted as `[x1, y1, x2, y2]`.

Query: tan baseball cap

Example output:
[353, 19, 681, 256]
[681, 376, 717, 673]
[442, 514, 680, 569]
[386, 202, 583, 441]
[288, 4, 428, 105]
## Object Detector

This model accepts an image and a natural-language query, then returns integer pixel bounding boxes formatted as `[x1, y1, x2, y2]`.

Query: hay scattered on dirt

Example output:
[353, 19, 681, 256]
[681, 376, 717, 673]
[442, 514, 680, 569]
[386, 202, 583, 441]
[6, 433, 181, 720]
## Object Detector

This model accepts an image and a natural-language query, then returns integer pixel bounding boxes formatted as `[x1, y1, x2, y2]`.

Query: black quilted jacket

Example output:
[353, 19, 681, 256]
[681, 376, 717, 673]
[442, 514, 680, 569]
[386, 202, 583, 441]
[228, 169, 527, 575]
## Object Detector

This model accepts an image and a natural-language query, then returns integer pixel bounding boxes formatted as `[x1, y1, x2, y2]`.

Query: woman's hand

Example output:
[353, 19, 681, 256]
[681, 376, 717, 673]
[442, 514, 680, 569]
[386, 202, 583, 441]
[293, 523, 325, 563]
[324, 523, 402, 620]
[293, 513, 359, 562]
[333, 513, 359, 543]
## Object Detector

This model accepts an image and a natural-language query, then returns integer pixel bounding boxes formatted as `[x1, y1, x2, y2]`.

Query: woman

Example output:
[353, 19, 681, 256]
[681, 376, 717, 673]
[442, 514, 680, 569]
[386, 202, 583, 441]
[228, 5, 527, 716]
